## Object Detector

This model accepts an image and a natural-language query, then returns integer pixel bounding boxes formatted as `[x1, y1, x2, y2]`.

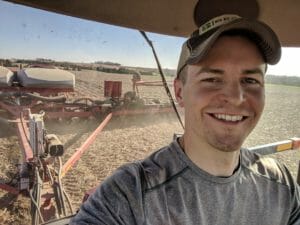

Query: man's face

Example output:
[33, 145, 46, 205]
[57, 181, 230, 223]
[174, 35, 266, 152]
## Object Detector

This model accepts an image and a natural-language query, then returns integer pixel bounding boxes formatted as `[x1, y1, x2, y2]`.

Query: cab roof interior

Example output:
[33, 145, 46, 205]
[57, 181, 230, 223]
[5, 0, 300, 47]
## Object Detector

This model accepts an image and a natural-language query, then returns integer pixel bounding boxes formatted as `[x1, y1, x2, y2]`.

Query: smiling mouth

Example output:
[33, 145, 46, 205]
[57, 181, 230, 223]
[209, 113, 248, 122]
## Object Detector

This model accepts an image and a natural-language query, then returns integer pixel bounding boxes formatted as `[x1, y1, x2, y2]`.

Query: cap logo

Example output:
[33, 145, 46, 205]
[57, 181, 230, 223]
[199, 14, 241, 35]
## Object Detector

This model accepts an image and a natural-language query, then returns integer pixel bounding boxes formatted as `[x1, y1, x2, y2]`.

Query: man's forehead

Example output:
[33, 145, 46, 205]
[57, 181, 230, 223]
[187, 63, 267, 76]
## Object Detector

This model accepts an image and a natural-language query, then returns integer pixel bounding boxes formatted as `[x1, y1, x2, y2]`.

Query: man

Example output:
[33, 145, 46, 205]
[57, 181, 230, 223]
[71, 14, 300, 225]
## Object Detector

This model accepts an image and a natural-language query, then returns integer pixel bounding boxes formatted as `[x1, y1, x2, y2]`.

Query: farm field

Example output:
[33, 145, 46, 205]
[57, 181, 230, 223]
[0, 71, 299, 224]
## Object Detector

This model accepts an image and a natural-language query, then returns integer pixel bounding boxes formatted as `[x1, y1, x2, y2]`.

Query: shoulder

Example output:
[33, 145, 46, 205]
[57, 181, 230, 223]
[241, 148, 297, 188]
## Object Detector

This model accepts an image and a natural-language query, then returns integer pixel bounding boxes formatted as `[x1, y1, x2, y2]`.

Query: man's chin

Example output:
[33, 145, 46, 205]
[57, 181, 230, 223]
[208, 137, 244, 152]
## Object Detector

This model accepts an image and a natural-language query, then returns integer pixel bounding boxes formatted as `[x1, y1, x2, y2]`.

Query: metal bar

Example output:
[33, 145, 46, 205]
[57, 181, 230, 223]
[61, 113, 113, 177]
[16, 117, 33, 162]
[248, 138, 299, 155]
[0, 183, 19, 195]
[0, 102, 20, 117]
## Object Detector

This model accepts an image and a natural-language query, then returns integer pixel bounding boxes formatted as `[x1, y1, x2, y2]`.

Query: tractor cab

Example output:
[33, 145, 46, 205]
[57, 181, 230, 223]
[0, 1, 299, 224]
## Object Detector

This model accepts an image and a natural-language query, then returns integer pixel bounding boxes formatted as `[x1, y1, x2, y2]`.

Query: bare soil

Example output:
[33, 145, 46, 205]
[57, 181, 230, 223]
[0, 71, 299, 224]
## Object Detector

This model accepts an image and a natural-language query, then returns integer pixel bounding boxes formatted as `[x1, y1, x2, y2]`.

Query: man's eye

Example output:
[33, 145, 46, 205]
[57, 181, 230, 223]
[242, 77, 260, 84]
[202, 77, 221, 83]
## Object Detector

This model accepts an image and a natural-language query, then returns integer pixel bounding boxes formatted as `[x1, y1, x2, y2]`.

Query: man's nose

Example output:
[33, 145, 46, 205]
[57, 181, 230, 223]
[220, 81, 245, 105]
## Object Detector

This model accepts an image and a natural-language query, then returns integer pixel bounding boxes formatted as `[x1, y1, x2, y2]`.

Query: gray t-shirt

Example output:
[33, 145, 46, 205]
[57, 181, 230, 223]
[71, 140, 300, 225]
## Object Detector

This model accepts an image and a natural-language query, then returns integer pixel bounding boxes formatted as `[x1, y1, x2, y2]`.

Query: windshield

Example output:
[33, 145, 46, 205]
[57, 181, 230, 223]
[0, 1, 299, 224]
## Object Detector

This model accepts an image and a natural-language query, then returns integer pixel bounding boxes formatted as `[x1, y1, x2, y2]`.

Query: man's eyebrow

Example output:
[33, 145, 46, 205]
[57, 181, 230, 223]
[196, 67, 224, 75]
[194, 66, 266, 76]
[243, 68, 265, 76]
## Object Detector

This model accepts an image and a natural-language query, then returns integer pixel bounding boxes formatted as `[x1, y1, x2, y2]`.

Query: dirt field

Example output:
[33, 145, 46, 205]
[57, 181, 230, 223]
[0, 71, 299, 224]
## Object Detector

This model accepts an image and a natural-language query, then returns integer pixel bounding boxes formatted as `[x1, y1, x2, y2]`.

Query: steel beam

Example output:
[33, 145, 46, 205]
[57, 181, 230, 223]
[0, 183, 19, 195]
[249, 138, 300, 155]
[16, 117, 34, 162]
[61, 113, 112, 177]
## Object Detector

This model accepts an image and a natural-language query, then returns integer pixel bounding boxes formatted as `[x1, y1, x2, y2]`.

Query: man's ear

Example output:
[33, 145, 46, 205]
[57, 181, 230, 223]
[174, 78, 184, 107]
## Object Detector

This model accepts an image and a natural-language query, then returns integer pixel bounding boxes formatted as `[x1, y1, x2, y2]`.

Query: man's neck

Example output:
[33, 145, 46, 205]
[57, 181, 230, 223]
[179, 135, 241, 177]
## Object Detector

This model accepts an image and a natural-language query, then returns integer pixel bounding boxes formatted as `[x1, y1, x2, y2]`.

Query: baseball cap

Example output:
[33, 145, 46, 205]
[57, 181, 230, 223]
[176, 14, 281, 78]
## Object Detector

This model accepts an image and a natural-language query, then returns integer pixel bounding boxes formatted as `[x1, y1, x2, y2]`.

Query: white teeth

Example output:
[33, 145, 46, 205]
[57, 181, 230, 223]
[214, 114, 243, 122]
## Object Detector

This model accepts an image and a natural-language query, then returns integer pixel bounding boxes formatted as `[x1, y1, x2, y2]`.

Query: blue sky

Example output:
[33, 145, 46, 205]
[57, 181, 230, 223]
[0, 0, 300, 76]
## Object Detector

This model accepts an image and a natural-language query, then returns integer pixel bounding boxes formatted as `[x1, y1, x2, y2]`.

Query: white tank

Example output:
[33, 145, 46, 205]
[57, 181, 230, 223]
[0, 66, 14, 87]
[17, 67, 75, 88]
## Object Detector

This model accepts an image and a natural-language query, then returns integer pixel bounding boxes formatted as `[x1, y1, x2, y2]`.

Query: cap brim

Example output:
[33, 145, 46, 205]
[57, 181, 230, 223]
[187, 18, 281, 65]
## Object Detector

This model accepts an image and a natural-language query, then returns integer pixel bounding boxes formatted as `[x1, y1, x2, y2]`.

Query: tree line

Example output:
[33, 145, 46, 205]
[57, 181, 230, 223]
[265, 75, 300, 87]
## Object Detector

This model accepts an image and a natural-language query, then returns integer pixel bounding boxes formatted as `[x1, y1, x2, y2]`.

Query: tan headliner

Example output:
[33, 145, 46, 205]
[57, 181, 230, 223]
[4, 0, 300, 47]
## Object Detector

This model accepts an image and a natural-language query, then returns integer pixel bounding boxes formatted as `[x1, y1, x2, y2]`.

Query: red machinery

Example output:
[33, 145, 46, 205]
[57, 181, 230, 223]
[0, 65, 174, 224]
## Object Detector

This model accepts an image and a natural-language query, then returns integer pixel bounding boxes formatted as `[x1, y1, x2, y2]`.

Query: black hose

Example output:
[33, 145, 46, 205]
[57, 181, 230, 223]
[63, 186, 74, 214]
[30, 168, 45, 224]
[139, 31, 184, 129]
[58, 157, 67, 216]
